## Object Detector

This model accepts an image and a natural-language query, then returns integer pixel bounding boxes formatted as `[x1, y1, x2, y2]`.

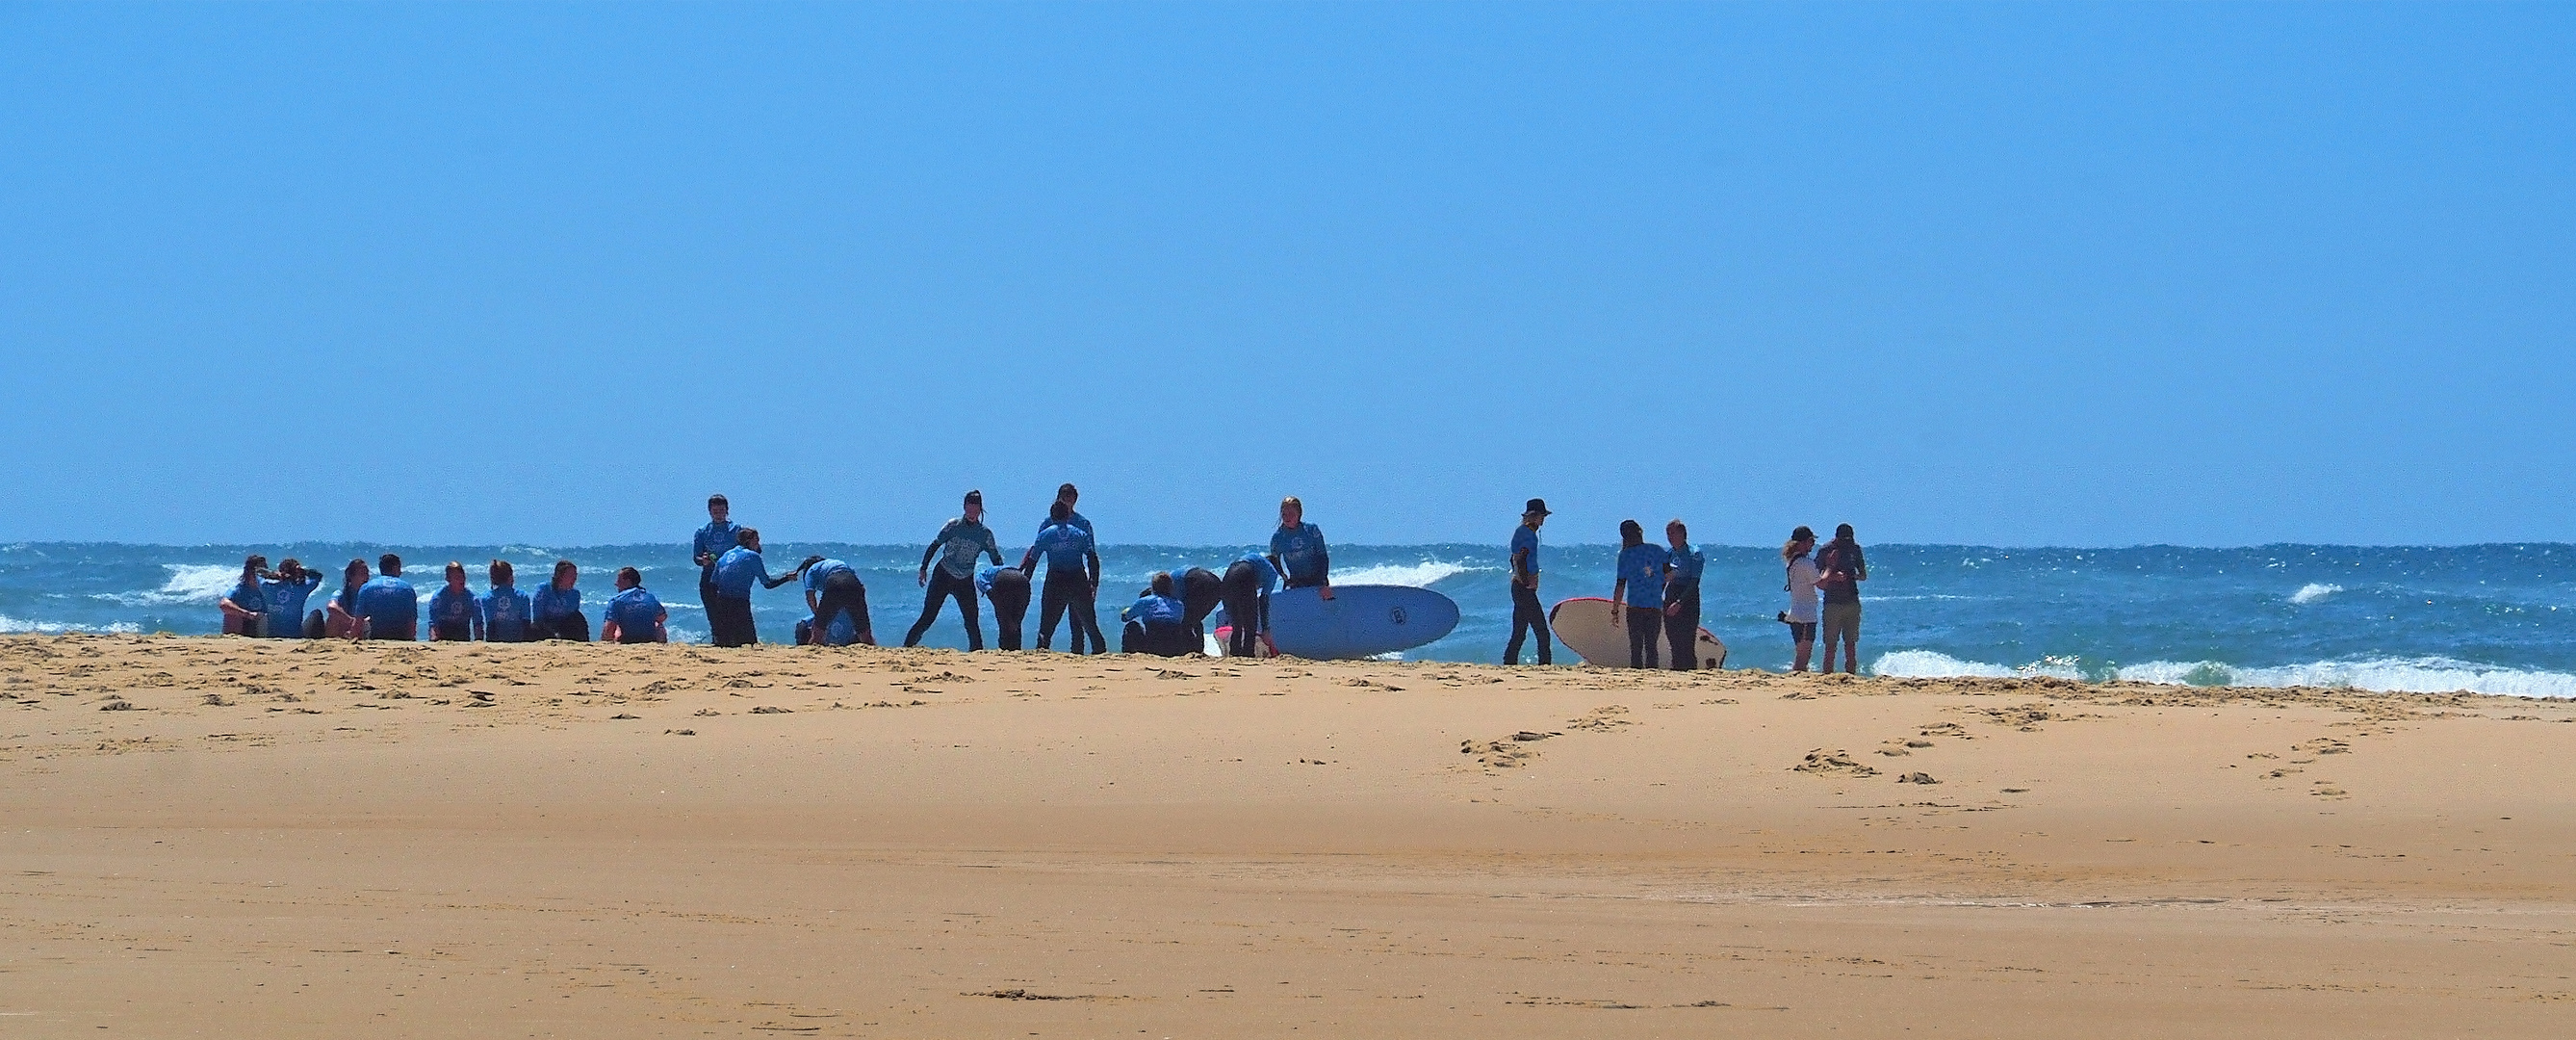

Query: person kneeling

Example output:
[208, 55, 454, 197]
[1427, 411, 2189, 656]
[600, 567, 667, 644]
[1120, 572, 1194, 657]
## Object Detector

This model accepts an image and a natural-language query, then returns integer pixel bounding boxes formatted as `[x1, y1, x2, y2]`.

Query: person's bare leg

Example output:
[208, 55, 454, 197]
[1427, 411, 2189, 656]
[1793, 638, 1813, 673]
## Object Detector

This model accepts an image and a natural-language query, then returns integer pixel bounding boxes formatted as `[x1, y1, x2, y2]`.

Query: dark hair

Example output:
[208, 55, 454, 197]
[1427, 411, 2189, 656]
[616, 566, 641, 585]
[1618, 519, 1643, 547]
[276, 558, 302, 576]
[490, 559, 515, 584]
[1057, 482, 1078, 498]
[1049, 500, 1071, 522]
[445, 559, 465, 574]
[1835, 523, 1855, 539]
[243, 554, 268, 574]
[1666, 518, 1687, 536]
[344, 559, 370, 584]
[1150, 571, 1173, 596]
[797, 555, 826, 572]
[964, 489, 983, 505]
[736, 527, 759, 546]
[378, 554, 401, 575]
[708, 493, 728, 507]
[553, 559, 578, 576]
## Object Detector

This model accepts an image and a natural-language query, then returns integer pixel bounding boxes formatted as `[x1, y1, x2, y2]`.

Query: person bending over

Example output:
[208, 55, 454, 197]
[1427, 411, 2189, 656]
[353, 554, 419, 642]
[262, 559, 322, 639]
[481, 560, 533, 643]
[798, 555, 877, 647]
[425, 561, 483, 642]
[711, 528, 797, 647]
[324, 559, 370, 639]
[601, 567, 668, 644]
[1024, 500, 1102, 654]
[1218, 552, 1277, 658]
[1172, 565, 1223, 647]
[219, 555, 270, 637]
[531, 560, 589, 642]
[905, 490, 1003, 650]
[1607, 521, 1667, 669]
[1662, 520, 1705, 671]
[1120, 572, 1192, 656]
[1268, 497, 1332, 600]
[980, 564, 1031, 651]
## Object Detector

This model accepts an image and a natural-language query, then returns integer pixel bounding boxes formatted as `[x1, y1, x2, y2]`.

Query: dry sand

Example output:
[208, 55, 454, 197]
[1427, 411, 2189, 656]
[1, 633, 2572, 1037]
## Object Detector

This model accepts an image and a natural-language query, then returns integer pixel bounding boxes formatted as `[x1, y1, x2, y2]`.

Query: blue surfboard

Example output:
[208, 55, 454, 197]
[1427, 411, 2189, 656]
[1216, 585, 1459, 660]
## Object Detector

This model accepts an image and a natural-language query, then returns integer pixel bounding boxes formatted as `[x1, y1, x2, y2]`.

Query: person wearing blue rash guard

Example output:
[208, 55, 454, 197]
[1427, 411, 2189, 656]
[710, 528, 798, 647]
[530, 559, 589, 642]
[1218, 552, 1276, 657]
[480, 560, 532, 643]
[601, 566, 668, 644]
[1505, 499, 1553, 665]
[353, 553, 419, 642]
[1120, 572, 1192, 656]
[1266, 497, 1332, 600]
[692, 494, 742, 622]
[1662, 520, 1707, 671]
[796, 555, 876, 647]
[1039, 482, 1095, 538]
[219, 555, 270, 637]
[904, 490, 1004, 650]
[325, 559, 370, 638]
[1608, 521, 1668, 669]
[978, 564, 1031, 651]
[425, 561, 483, 642]
[1022, 500, 1103, 654]
[261, 559, 322, 639]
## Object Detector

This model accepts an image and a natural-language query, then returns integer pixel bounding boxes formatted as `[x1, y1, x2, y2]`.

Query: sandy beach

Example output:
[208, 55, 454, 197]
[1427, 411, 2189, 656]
[1, 634, 2571, 1037]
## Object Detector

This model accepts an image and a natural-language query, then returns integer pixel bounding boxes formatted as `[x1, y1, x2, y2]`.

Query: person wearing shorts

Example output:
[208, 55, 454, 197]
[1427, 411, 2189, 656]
[1782, 526, 1820, 672]
[1816, 523, 1868, 674]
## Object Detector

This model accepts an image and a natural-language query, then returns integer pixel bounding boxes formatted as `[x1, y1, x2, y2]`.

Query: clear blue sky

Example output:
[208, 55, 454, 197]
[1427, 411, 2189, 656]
[4, 3, 2569, 546]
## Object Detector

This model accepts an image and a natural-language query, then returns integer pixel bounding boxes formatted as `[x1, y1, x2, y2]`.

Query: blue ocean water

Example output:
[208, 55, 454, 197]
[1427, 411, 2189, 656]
[4, 541, 2572, 698]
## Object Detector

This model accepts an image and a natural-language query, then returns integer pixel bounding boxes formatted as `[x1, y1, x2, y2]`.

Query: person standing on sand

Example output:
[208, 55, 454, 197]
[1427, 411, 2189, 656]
[1268, 497, 1332, 600]
[979, 564, 1031, 651]
[906, 490, 1004, 650]
[325, 559, 370, 638]
[481, 560, 532, 643]
[711, 528, 799, 647]
[1042, 482, 1094, 537]
[219, 555, 270, 637]
[798, 555, 876, 647]
[1219, 551, 1277, 658]
[693, 494, 743, 624]
[262, 559, 322, 639]
[425, 561, 482, 642]
[1024, 500, 1103, 654]
[352, 554, 418, 641]
[601, 566, 668, 644]
[1505, 499, 1552, 665]
[531, 560, 589, 642]
[1608, 520, 1667, 669]
[1781, 527, 1820, 672]
[1662, 520, 1705, 671]
[1816, 523, 1868, 674]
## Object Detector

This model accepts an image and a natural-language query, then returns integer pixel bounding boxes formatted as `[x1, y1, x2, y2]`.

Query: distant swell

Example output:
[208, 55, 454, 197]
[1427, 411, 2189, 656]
[1871, 650, 2576, 699]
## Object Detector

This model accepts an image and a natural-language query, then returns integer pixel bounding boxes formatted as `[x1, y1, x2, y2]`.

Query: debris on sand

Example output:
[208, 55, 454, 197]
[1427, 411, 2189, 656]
[1793, 749, 1878, 777]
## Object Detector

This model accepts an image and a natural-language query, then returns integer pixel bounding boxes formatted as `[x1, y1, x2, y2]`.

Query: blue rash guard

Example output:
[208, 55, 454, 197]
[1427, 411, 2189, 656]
[1509, 525, 1540, 581]
[605, 586, 664, 639]
[694, 521, 742, 580]
[713, 546, 786, 599]
[425, 585, 482, 638]
[802, 559, 857, 595]
[1268, 523, 1328, 587]
[1029, 522, 1095, 574]
[1665, 544, 1706, 605]
[1615, 543, 1669, 611]
[532, 584, 581, 621]
[353, 576, 419, 635]
[225, 577, 269, 616]
[1122, 592, 1184, 627]
[481, 585, 532, 642]
[1235, 552, 1280, 594]
[261, 575, 319, 637]
[1037, 509, 1093, 538]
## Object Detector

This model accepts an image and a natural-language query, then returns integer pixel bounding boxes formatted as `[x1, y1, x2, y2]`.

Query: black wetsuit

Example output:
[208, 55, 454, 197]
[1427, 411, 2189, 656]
[984, 568, 1031, 651]
[1219, 561, 1269, 658]
[1175, 567, 1223, 643]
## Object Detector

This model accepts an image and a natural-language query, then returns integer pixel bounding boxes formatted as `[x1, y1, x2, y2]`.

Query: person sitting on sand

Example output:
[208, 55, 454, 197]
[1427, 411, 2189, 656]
[1781, 527, 1820, 672]
[600, 567, 668, 645]
[979, 564, 1031, 651]
[530, 560, 588, 642]
[798, 555, 876, 647]
[711, 528, 799, 647]
[1219, 552, 1277, 658]
[262, 559, 322, 639]
[481, 560, 532, 643]
[425, 561, 482, 642]
[1121, 572, 1192, 656]
[324, 559, 370, 638]
[219, 555, 271, 637]
[1608, 520, 1667, 669]
[906, 490, 1004, 651]
[1268, 497, 1332, 600]
[1024, 500, 1101, 654]
[353, 554, 419, 642]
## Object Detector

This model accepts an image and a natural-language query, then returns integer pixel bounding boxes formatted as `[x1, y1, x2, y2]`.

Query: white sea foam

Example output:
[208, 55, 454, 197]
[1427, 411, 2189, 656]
[2290, 583, 2343, 605]
[1870, 648, 2576, 699]
[1329, 560, 1488, 587]
[91, 564, 244, 607]
[0, 614, 141, 635]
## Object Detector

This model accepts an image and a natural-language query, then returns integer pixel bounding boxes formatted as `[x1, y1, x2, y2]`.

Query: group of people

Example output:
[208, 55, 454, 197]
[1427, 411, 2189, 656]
[209, 485, 1868, 673]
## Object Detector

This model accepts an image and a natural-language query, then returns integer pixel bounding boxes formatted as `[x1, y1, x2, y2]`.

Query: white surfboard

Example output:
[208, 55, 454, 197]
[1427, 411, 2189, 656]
[1546, 596, 1727, 669]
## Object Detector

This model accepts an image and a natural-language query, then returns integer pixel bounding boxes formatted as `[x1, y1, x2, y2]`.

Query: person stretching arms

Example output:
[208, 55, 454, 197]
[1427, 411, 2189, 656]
[905, 490, 1004, 650]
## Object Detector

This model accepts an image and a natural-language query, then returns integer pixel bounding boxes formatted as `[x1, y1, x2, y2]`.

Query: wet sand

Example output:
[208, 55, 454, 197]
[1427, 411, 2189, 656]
[2, 634, 2572, 1037]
